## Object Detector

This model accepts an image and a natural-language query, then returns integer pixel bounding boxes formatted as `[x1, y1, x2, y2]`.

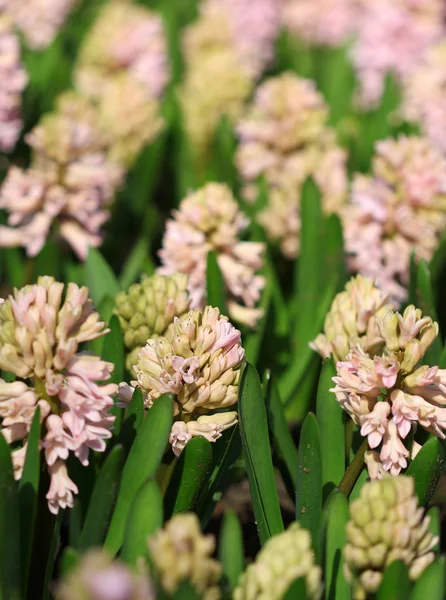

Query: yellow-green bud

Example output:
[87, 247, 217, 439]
[344, 476, 438, 600]
[114, 273, 191, 373]
[234, 522, 323, 600]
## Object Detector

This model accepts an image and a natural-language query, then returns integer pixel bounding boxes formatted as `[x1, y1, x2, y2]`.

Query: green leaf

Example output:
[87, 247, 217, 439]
[219, 510, 244, 591]
[104, 394, 173, 555]
[283, 578, 309, 600]
[172, 581, 201, 600]
[4, 248, 25, 289]
[410, 557, 445, 600]
[318, 45, 355, 125]
[79, 444, 126, 550]
[414, 260, 442, 364]
[0, 435, 21, 600]
[122, 479, 163, 566]
[118, 386, 145, 452]
[406, 437, 444, 506]
[316, 361, 345, 496]
[58, 547, 80, 577]
[42, 512, 63, 600]
[206, 251, 227, 315]
[85, 248, 120, 308]
[322, 490, 350, 600]
[18, 407, 40, 595]
[119, 237, 150, 290]
[296, 413, 322, 562]
[102, 315, 125, 435]
[169, 436, 213, 516]
[244, 275, 272, 367]
[264, 371, 299, 499]
[239, 363, 284, 545]
[32, 241, 61, 279]
[377, 561, 410, 600]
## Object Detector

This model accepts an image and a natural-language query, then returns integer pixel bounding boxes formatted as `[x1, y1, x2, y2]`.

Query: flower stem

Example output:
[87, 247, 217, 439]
[338, 439, 368, 498]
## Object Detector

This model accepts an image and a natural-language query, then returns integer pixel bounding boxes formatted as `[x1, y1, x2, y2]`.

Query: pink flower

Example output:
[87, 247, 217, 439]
[360, 402, 390, 448]
[46, 460, 79, 514]
[380, 419, 409, 476]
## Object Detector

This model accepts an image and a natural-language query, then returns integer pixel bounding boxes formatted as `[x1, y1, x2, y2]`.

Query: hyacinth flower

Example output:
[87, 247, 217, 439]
[0, 92, 124, 260]
[179, 0, 281, 162]
[159, 183, 265, 328]
[235, 72, 348, 258]
[344, 476, 438, 599]
[343, 136, 446, 305]
[283, 0, 360, 48]
[402, 40, 446, 154]
[148, 513, 222, 599]
[331, 304, 446, 478]
[126, 305, 244, 456]
[350, 0, 444, 108]
[234, 522, 323, 600]
[311, 275, 395, 362]
[0, 277, 117, 514]
[0, 13, 27, 152]
[114, 273, 191, 374]
[2, 0, 79, 50]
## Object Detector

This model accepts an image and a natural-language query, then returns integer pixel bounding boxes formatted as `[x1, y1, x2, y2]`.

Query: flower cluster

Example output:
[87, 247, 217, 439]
[283, 0, 360, 48]
[58, 549, 155, 600]
[114, 273, 191, 374]
[234, 522, 323, 600]
[344, 476, 438, 599]
[236, 72, 348, 258]
[159, 183, 265, 328]
[351, 0, 445, 108]
[331, 304, 446, 478]
[0, 277, 117, 514]
[311, 275, 395, 363]
[343, 136, 446, 305]
[133, 305, 243, 456]
[402, 40, 446, 154]
[0, 13, 27, 152]
[3, 0, 79, 50]
[0, 93, 124, 260]
[148, 513, 222, 599]
[180, 0, 281, 161]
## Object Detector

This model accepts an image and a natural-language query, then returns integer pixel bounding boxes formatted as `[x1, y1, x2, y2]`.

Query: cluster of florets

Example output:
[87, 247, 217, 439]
[159, 183, 265, 328]
[343, 136, 446, 305]
[131, 305, 243, 456]
[236, 72, 347, 258]
[0, 277, 117, 514]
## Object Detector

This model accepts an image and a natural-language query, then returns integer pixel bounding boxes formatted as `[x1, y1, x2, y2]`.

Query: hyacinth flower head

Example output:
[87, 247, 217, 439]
[0, 92, 123, 260]
[132, 305, 243, 456]
[57, 549, 155, 600]
[402, 40, 446, 154]
[0, 13, 27, 152]
[74, 0, 169, 100]
[3, 0, 79, 50]
[0, 277, 117, 514]
[159, 183, 265, 328]
[283, 0, 361, 48]
[235, 72, 348, 258]
[148, 513, 222, 599]
[234, 522, 323, 600]
[114, 272, 191, 373]
[344, 136, 446, 305]
[330, 303, 446, 477]
[351, 0, 444, 108]
[344, 476, 438, 599]
[311, 275, 395, 362]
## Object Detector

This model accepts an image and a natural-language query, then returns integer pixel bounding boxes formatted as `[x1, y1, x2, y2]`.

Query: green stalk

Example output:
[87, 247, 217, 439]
[338, 439, 368, 498]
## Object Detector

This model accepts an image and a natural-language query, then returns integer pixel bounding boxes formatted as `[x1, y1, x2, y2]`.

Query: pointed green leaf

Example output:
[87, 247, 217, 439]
[322, 490, 350, 600]
[102, 315, 125, 434]
[239, 363, 284, 544]
[283, 578, 309, 600]
[169, 436, 213, 516]
[415, 260, 442, 364]
[296, 413, 322, 561]
[316, 360, 345, 494]
[18, 407, 40, 594]
[42, 512, 63, 600]
[410, 557, 445, 600]
[86, 248, 120, 308]
[406, 437, 444, 506]
[79, 444, 126, 550]
[118, 386, 145, 452]
[206, 251, 227, 315]
[0, 435, 21, 600]
[219, 510, 244, 591]
[122, 479, 163, 566]
[119, 237, 150, 290]
[377, 561, 410, 600]
[104, 394, 173, 555]
[4, 248, 25, 289]
[264, 371, 298, 499]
